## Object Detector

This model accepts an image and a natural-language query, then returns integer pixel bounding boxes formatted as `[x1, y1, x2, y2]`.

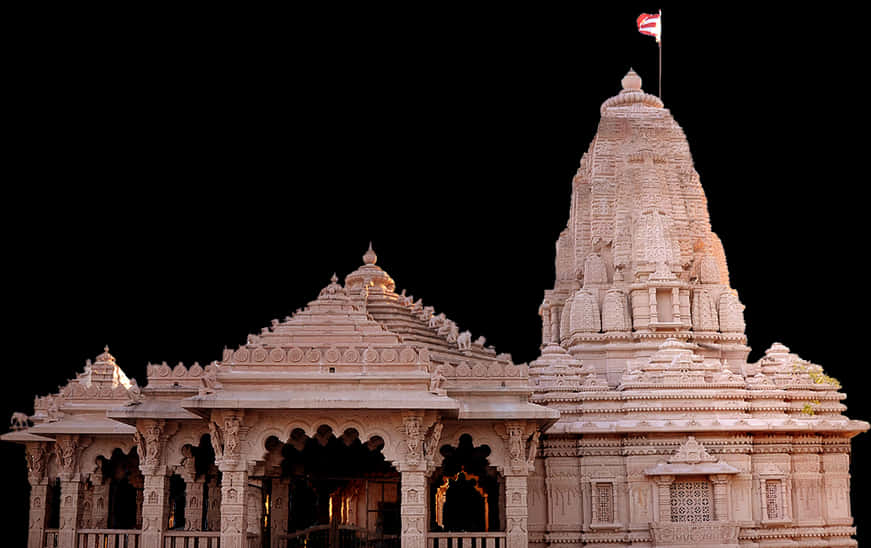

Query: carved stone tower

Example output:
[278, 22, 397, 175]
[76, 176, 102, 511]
[528, 70, 867, 548]
[538, 69, 747, 387]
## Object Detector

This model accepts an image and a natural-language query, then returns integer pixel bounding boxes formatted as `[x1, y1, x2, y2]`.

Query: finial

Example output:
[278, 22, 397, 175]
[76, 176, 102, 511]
[104, 345, 110, 353]
[363, 242, 377, 265]
[621, 69, 642, 92]
[330, 273, 338, 283]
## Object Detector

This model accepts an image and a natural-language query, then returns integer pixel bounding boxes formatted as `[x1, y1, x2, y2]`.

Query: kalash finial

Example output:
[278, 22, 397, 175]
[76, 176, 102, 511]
[621, 68, 642, 92]
[363, 242, 377, 265]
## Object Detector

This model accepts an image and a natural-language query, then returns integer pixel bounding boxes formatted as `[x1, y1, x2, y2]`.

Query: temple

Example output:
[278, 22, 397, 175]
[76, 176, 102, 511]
[4, 70, 867, 548]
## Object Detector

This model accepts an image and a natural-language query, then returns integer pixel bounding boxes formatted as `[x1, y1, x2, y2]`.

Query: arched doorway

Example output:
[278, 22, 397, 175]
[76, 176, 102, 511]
[257, 425, 400, 548]
[430, 434, 501, 533]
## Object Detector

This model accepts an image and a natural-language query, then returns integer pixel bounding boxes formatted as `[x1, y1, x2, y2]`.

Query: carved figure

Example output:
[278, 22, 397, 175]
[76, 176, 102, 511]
[10, 412, 29, 431]
[429, 365, 446, 394]
[457, 330, 472, 350]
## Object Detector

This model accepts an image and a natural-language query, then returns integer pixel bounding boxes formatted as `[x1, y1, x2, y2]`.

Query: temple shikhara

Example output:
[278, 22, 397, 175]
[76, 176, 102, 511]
[5, 70, 868, 548]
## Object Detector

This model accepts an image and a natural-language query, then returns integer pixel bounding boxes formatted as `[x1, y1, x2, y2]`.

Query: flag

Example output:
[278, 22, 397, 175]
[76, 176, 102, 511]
[637, 12, 661, 43]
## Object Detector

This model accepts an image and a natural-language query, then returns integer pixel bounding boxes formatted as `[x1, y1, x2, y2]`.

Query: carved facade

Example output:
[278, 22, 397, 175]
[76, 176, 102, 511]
[3, 70, 867, 548]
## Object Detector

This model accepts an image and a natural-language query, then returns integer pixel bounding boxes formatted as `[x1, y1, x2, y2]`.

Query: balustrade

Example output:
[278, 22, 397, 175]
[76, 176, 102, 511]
[75, 529, 141, 548]
[43, 529, 59, 548]
[163, 531, 221, 548]
[427, 532, 506, 548]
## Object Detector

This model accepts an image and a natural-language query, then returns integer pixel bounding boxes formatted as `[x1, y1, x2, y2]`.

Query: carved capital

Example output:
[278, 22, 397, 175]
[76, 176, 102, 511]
[25, 442, 48, 484]
[402, 411, 425, 468]
[54, 436, 79, 480]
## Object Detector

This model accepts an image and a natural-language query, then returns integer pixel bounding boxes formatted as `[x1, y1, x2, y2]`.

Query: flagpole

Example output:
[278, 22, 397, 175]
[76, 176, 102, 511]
[658, 9, 662, 100]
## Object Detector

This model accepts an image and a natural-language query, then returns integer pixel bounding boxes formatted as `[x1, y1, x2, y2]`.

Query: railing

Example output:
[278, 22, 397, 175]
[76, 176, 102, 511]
[163, 531, 221, 548]
[279, 525, 398, 548]
[43, 529, 59, 548]
[76, 529, 141, 548]
[427, 532, 506, 548]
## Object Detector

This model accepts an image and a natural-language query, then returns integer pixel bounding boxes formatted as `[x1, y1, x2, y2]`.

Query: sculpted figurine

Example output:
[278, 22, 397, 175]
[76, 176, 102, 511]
[457, 330, 472, 350]
[10, 412, 29, 431]
[429, 365, 447, 394]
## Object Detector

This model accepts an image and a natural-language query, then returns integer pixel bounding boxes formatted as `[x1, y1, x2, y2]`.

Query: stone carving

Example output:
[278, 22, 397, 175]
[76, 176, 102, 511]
[428, 365, 446, 395]
[10, 411, 29, 431]
[602, 288, 630, 332]
[718, 291, 745, 333]
[223, 415, 242, 459]
[423, 421, 443, 464]
[135, 420, 165, 469]
[402, 414, 424, 466]
[457, 330, 472, 350]
[25, 443, 47, 482]
[570, 289, 601, 334]
[209, 421, 223, 460]
[692, 288, 719, 331]
[55, 437, 78, 478]
[669, 436, 717, 464]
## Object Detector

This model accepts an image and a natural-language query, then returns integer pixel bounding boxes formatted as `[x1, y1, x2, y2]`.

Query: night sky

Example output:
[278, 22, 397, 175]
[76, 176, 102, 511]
[3, 5, 868, 544]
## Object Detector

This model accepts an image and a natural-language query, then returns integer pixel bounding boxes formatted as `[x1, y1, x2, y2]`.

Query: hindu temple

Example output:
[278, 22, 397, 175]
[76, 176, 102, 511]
[4, 70, 867, 548]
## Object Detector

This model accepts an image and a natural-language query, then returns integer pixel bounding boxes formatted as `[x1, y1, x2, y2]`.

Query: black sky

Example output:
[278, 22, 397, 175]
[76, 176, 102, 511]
[2, 5, 868, 544]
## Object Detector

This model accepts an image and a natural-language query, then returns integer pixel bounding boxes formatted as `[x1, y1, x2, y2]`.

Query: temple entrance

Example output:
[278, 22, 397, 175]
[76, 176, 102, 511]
[430, 434, 501, 534]
[260, 426, 400, 548]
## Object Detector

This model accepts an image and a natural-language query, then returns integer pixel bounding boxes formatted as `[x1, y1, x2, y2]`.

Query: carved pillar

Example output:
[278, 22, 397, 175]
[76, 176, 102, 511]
[711, 475, 731, 521]
[183, 478, 204, 531]
[25, 443, 50, 548]
[400, 412, 426, 548]
[90, 468, 110, 529]
[504, 422, 531, 548]
[505, 475, 529, 548]
[550, 305, 561, 344]
[214, 413, 249, 548]
[270, 478, 290, 548]
[653, 475, 674, 523]
[136, 419, 170, 548]
[246, 477, 263, 548]
[541, 305, 551, 344]
[56, 436, 80, 548]
[206, 477, 222, 531]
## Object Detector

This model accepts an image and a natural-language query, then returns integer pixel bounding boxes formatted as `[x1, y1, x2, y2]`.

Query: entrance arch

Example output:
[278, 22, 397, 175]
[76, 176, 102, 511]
[256, 425, 400, 548]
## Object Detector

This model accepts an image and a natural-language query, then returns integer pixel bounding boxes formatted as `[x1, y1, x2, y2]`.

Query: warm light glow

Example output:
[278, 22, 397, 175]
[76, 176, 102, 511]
[435, 467, 489, 531]
[329, 495, 333, 523]
[264, 493, 270, 528]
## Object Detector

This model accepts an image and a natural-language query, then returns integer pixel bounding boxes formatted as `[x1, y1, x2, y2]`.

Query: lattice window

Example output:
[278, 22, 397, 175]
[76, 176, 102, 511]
[765, 480, 781, 520]
[595, 483, 614, 523]
[669, 480, 713, 522]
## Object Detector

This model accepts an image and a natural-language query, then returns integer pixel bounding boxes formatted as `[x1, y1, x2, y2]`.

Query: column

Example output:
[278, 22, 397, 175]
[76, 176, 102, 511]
[653, 476, 674, 523]
[25, 443, 50, 548]
[400, 412, 427, 548]
[90, 468, 110, 529]
[710, 475, 731, 522]
[504, 475, 529, 548]
[183, 477, 204, 531]
[269, 478, 290, 548]
[504, 422, 531, 548]
[214, 413, 250, 548]
[136, 419, 171, 548]
[55, 436, 80, 548]
[206, 477, 222, 531]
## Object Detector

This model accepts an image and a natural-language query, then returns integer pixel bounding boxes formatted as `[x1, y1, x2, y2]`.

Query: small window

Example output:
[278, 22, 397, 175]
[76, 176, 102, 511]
[596, 483, 614, 523]
[765, 480, 781, 520]
[656, 289, 674, 322]
[670, 479, 713, 523]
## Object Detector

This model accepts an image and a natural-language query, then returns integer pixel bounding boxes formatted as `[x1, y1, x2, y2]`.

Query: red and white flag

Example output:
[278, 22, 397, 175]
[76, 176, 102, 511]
[637, 12, 661, 43]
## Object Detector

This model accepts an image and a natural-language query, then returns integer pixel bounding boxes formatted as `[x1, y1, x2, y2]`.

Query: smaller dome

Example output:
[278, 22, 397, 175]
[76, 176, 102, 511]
[621, 69, 642, 92]
[345, 243, 395, 292]
[600, 69, 664, 114]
